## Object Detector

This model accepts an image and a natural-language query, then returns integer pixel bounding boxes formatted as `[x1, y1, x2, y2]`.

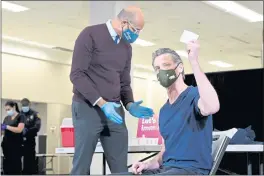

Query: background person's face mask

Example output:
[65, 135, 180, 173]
[7, 109, 15, 116]
[22, 106, 30, 113]
[157, 63, 182, 88]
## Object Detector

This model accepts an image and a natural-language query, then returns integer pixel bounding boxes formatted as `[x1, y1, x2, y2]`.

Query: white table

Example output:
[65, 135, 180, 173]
[226, 144, 263, 152]
[56, 145, 161, 174]
[56, 144, 264, 153]
[55, 144, 264, 175]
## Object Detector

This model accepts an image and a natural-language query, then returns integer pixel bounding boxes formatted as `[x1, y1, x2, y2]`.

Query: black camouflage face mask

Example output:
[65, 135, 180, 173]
[157, 62, 182, 88]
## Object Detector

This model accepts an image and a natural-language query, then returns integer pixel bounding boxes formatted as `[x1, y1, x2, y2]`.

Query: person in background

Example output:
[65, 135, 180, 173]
[1, 101, 25, 175]
[20, 98, 41, 175]
[119, 41, 220, 175]
[70, 5, 154, 175]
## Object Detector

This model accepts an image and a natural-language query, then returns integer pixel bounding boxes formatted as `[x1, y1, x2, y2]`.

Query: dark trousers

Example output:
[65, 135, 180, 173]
[113, 166, 209, 175]
[2, 142, 22, 175]
[70, 101, 128, 175]
[22, 138, 37, 175]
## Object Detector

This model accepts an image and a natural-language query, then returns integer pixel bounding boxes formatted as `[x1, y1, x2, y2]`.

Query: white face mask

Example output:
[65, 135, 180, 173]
[22, 106, 30, 113]
[7, 109, 15, 116]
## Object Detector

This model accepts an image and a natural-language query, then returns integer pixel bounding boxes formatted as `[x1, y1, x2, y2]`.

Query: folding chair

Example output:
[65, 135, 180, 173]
[210, 134, 231, 175]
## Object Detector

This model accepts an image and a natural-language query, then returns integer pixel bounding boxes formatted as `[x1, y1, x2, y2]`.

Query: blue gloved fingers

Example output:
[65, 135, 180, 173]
[107, 112, 121, 124]
[109, 116, 122, 124]
[138, 107, 154, 114]
[112, 103, 122, 124]
[128, 100, 155, 119]
[142, 110, 154, 116]
[110, 111, 123, 124]
[137, 109, 154, 115]
[110, 115, 122, 124]
[137, 112, 153, 118]
[135, 112, 153, 118]
[113, 111, 123, 124]
[134, 100, 143, 105]
[143, 110, 154, 116]
[101, 102, 123, 124]
[113, 103, 121, 108]
[138, 106, 154, 112]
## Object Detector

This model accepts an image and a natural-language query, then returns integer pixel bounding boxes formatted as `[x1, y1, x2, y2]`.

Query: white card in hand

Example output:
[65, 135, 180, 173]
[180, 30, 199, 44]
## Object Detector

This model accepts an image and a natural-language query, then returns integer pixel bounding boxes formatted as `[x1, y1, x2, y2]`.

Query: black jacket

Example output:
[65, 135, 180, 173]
[21, 109, 41, 138]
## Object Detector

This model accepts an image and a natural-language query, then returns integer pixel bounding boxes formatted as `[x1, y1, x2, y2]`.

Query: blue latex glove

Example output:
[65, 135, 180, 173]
[1, 124, 7, 130]
[128, 100, 154, 118]
[23, 128, 28, 135]
[101, 102, 123, 124]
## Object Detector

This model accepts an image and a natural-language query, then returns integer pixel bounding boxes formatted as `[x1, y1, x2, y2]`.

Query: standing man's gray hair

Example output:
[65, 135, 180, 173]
[152, 48, 185, 79]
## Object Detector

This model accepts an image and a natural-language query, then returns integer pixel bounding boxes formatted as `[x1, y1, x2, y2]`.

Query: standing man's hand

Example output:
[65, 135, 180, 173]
[127, 100, 154, 118]
[99, 101, 123, 124]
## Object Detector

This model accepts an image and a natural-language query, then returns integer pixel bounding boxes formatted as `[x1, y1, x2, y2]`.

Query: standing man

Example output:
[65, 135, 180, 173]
[20, 98, 41, 175]
[126, 40, 220, 175]
[70, 5, 154, 175]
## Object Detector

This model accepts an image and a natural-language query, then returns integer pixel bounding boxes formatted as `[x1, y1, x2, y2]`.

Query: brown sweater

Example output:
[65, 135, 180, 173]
[70, 23, 134, 107]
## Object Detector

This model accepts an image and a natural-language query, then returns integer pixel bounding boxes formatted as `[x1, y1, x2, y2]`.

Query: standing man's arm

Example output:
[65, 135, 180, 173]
[120, 46, 134, 109]
[121, 46, 154, 118]
[70, 29, 102, 106]
[70, 28, 123, 124]
[187, 40, 220, 116]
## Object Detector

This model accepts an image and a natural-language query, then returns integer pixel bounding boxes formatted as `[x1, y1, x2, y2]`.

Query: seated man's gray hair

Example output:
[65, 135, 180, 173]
[152, 48, 185, 79]
[152, 48, 183, 66]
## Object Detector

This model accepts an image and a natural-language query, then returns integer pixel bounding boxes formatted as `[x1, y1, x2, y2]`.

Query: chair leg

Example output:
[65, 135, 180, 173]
[218, 168, 238, 175]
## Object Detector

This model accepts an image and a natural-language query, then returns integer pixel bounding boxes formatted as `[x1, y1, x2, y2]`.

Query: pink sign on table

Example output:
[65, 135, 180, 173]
[137, 114, 163, 145]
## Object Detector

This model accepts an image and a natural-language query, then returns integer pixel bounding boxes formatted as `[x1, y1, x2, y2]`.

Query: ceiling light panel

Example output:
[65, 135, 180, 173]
[2, 1, 29, 12]
[203, 1, 263, 22]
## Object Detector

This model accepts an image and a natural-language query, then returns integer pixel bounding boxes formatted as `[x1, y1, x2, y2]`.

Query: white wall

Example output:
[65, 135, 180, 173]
[2, 40, 73, 105]
[2, 54, 72, 105]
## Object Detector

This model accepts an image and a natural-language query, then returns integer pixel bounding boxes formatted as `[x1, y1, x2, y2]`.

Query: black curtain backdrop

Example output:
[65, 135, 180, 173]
[185, 68, 264, 174]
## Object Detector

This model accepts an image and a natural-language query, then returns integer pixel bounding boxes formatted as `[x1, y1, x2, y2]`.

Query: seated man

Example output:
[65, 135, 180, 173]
[115, 41, 220, 175]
